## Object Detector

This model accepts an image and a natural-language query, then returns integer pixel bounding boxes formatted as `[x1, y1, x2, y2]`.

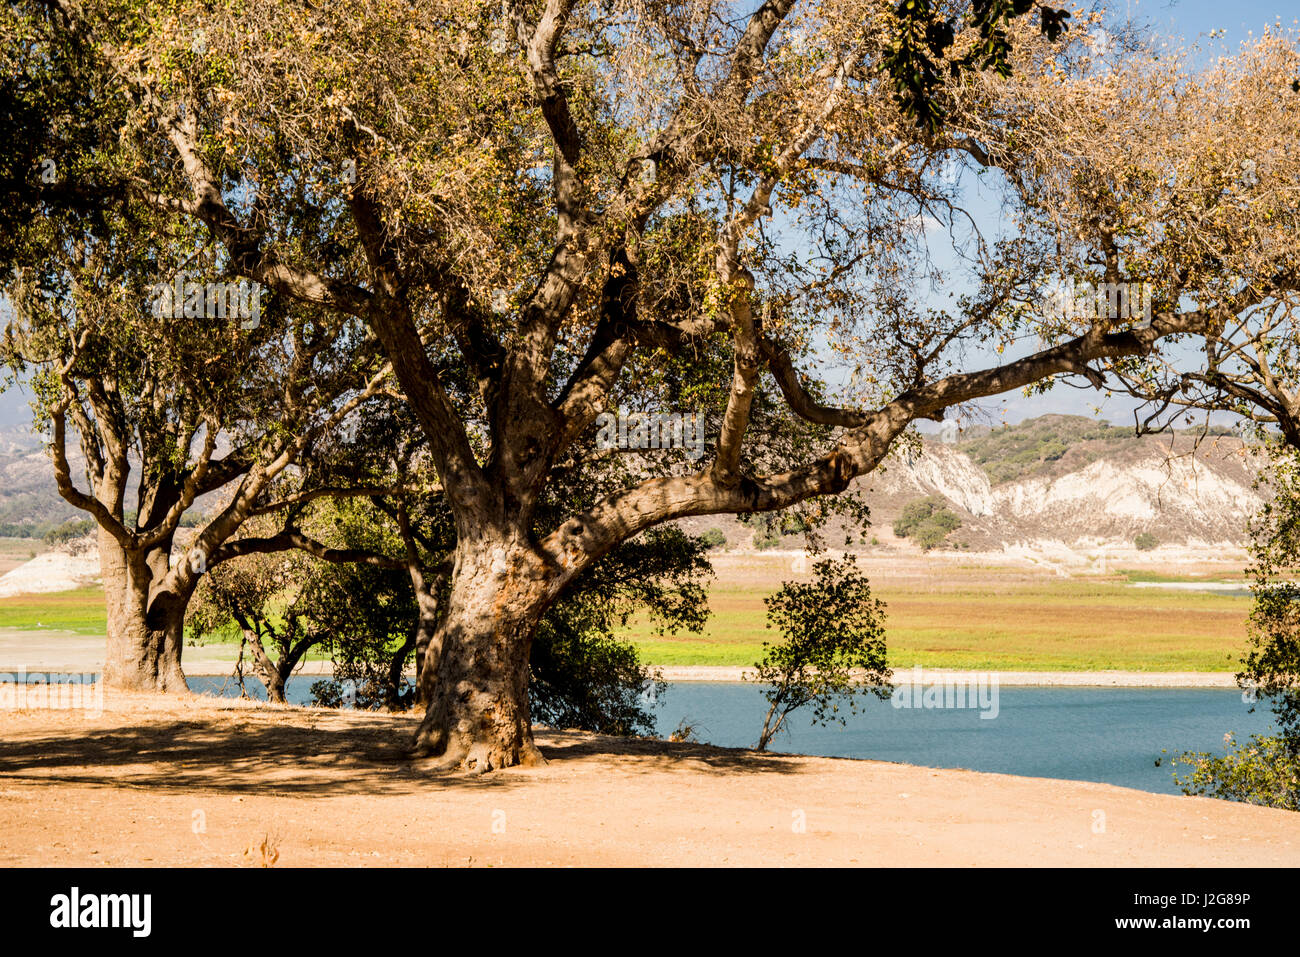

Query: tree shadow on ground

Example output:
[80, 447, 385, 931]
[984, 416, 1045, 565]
[537, 728, 806, 776]
[0, 714, 805, 797]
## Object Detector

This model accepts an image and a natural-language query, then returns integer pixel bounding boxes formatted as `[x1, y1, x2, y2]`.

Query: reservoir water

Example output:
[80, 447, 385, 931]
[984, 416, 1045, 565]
[184, 676, 1275, 795]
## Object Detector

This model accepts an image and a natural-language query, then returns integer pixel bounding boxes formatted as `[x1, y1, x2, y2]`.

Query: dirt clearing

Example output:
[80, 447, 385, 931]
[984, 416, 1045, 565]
[0, 693, 1296, 867]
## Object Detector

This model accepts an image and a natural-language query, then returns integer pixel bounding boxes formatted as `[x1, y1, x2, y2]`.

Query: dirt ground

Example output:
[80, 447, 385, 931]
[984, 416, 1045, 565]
[0, 693, 1296, 868]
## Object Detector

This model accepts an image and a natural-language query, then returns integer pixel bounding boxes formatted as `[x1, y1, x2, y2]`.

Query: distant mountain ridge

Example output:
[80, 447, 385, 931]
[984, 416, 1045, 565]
[673, 415, 1264, 553]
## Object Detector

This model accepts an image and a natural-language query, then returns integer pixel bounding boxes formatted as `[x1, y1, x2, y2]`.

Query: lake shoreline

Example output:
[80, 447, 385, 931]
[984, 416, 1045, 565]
[172, 662, 1242, 686]
[0, 629, 1243, 687]
[654, 666, 1242, 687]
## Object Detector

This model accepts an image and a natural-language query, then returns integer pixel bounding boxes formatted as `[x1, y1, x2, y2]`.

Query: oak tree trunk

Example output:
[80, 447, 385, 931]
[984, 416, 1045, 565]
[241, 627, 288, 704]
[414, 544, 548, 771]
[387, 627, 416, 710]
[410, 584, 442, 709]
[100, 530, 188, 693]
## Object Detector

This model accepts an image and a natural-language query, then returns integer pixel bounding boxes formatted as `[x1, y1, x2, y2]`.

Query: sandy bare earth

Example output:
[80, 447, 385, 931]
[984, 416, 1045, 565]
[0, 693, 1296, 868]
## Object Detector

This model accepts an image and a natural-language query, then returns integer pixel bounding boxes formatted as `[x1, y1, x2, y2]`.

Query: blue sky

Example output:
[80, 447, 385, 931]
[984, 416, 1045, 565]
[1132, 0, 1298, 42]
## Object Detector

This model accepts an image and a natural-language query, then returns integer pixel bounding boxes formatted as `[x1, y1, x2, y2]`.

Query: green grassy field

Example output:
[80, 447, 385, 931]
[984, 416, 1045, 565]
[0, 587, 107, 635]
[0, 571, 1254, 671]
[0, 587, 335, 660]
[623, 576, 1252, 671]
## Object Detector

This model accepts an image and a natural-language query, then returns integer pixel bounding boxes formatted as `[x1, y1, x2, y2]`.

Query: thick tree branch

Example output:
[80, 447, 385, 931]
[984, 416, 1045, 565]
[209, 530, 405, 570]
[541, 306, 1225, 589]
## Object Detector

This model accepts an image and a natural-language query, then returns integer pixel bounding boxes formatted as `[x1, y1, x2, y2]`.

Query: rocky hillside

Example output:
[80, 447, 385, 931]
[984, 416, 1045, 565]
[866, 417, 1259, 549]
[0, 427, 86, 532]
[676, 415, 1264, 552]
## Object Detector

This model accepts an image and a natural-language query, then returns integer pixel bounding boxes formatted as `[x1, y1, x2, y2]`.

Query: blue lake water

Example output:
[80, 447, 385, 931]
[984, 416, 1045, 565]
[650, 683, 1275, 795]
[183, 676, 1276, 796]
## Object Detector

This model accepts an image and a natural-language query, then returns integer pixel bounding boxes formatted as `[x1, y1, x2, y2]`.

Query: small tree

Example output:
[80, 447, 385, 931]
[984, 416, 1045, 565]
[529, 525, 709, 735]
[1173, 445, 1300, 809]
[530, 611, 665, 737]
[189, 549, 324, 705]
[189, 503, 413, 706]
[1134, 532, 1158, 551]
[42, 518, 94, 546]
[1174, 733, 1300, 811]
[700, 528, 727, 551]
[893, 496, 962, 550]
[750, 555, 891, 751]
[1238, 448, 1300, 744]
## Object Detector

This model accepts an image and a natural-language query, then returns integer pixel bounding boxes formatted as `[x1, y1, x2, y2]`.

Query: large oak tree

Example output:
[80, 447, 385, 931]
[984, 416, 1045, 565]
[8, 0, 1300, 770]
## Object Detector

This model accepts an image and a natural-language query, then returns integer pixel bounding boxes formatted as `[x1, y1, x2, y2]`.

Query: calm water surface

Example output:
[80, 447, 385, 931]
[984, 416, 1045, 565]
[184, 676, 1275, 795]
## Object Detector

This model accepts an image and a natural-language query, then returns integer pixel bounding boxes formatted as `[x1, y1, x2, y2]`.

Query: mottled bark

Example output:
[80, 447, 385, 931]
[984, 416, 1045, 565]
[100, 529, 188, 693]
[409, 578, 443, 709]
[241, 625, 287, 704]
[414, 542, 548, 771]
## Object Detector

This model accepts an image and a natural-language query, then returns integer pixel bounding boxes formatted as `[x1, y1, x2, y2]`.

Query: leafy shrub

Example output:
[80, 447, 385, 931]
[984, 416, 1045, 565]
[742, 511, 812, 550]
[893, 496, 961, 550]
[1174, 734, 1300, 811]
[530, 611, 666, 737]
[749, 555, 891, 750]
[42, 518, 94, 545]
[1134, 532, 1158, 551]
[528, 525, 709, 734]
[700, 528, 727, 550]
[1039, 439, 1068, 461]
[1172, 445, 1300, 810]
[781, 513, 809, 535]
